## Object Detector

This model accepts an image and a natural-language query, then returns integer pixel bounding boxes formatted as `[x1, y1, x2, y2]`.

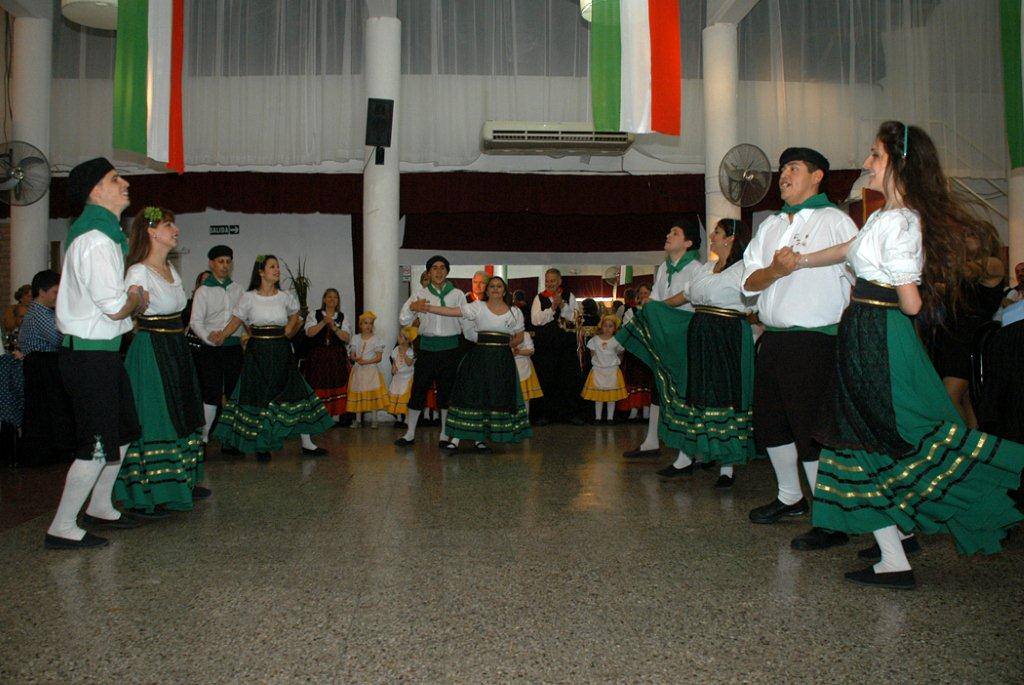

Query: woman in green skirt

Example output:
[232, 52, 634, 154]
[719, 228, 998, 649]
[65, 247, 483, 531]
[115, 207, 206, 516]
[410, 275, 530, 452]
[210, 255, 333, 462]
[655, 218, 757, 488]
[792, 121, 1024, 589]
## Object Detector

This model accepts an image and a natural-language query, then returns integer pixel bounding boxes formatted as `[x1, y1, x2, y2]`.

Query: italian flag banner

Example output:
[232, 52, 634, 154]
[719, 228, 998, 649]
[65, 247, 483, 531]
[113, 0, 185, 173]
[590, 0, 681, 135]
[1001, 0, 1024, 168]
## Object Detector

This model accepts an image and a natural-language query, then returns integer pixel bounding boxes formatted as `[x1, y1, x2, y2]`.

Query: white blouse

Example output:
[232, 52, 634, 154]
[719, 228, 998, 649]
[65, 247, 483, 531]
[303, 309, 352, 336]
[846, 208, 923, 286]
[232, 290, 299, 326]
[399, 285, 467, 338]
[55, 230, 132, 340]
[125, 263, 187, 316]
[652, 257, 703, 311]
[587, 335, 624, 368]
[391, 346, 416, 377]
[685, 260, 754, 313]
[350, 334, 385, 362]
[742, 206, 857, 328]
[460, 301, 524, 334]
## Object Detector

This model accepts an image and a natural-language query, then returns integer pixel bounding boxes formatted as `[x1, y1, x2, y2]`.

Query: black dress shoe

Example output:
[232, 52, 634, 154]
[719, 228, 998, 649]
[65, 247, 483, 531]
[221, 445, 243, 456]
[44, 532, 109, 549]
[748, 498, 809, 524]
[622, 446, 661, 459]
[192, 486, 213, 500]
[129, 508, 171, 520]
[439, 440, 459, 452]
[657, 463, 697, 478]
[714, 474, 735, 489]
[844, 566, 916, 590]
[394, 437, 415, 447]
[256, 452, 271, 463]
[857, 535, 922, 560]
[302, 446, 327, 456]
[791, 526, 850, 551]
[474, 442, 493, 453]
[82, 513, 141, 529]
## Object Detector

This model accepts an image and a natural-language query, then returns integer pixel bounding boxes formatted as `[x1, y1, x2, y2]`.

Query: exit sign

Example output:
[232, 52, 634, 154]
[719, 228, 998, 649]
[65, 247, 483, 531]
[210, 225, 239, 235]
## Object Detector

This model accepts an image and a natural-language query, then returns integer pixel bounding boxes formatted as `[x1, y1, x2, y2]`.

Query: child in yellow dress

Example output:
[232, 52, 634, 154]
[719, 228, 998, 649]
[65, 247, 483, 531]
[387, 326, 417, 427]
[346, 312, 387, 427]
[513, 330, 543, 416]
[581, 314, 627, 423]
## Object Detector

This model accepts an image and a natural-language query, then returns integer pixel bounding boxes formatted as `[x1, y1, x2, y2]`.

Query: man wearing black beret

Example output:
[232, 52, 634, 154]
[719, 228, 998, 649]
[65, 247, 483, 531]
[189, 244, 245, 455]
[45, 158, 148, 549]
[741, 147, 858, 552]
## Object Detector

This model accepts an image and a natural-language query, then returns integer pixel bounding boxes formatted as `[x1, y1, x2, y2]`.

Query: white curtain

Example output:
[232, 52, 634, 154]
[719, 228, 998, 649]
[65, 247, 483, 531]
[44, 0, 1006, 176]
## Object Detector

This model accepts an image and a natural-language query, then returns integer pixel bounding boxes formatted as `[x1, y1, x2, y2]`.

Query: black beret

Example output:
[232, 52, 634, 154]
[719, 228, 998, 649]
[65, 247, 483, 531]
[208, 245, 233, 260]
[425, 255, 450, 273]
[779, 147, 829, 175]
[68, 157, 115, 209]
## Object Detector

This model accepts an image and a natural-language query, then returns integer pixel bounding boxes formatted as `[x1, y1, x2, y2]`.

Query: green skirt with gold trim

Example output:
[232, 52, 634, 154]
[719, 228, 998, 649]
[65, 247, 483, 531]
[446, 332, 531, 443]
[615, 301, 697, 451]
[814, 306, 1024, 555]
[679, 311, 756, 464]
[212, 337, 333, 453]
[115, 330, 205, 513]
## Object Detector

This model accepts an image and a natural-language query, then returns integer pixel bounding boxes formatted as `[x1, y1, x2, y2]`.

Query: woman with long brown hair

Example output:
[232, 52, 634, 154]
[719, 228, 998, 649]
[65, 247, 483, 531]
[303, 287, 352, 424]
[791, 121, 1024, 589]
[114, 206, 207, 517]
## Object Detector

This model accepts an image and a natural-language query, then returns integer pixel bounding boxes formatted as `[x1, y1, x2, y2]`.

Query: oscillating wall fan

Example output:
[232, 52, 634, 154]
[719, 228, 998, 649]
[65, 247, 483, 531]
[0, 141, 51, 206]
[719, 143, 771, 208]
[601, 266, 620, 287]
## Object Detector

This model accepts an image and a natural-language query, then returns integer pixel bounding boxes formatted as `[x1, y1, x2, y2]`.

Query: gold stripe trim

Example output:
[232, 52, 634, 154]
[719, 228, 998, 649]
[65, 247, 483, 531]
[851, 296, 899, 308]
[693, 306, 744, 318]
[869, 280, 896, 290]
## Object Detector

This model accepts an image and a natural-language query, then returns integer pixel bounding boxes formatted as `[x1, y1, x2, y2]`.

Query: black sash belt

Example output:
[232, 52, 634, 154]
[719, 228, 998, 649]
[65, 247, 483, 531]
[250, 325, 286, 340]
[851, 278, 900, 309]
[476, 331, 512, 347]
[137, 312, 186, 334]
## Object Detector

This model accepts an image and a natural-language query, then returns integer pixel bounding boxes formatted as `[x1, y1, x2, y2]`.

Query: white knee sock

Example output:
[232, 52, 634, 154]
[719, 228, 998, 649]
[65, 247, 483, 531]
[720, 465, 734, 477]
[642, 405, 650, 419]
[300, 434, 317, 450]
[604, 402, 616, 420]
[594, 402, 602, 419]
[48, 458, 106, 540]
[802, 460, 819, 491]
[202, 403, 217, 443]
[439, 409, 450, 441]
[873, 525, 912, 573]
[672, 450, 693, 469]
[629, 408, 638, 419]
[639, 405, 660, 450]
[767, 443, 802, 505]
[85, 444, 129, 520]
[402, 409, 421, 441]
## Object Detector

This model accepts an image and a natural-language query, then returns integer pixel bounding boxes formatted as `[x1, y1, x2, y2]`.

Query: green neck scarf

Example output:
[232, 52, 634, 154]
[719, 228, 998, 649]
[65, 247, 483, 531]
[427, 281, 454, 306]
[203, 274, 232, 289]
[66, 204, 128, 255]
[665, 250, 699, 286]
[781, 193, 837, 215]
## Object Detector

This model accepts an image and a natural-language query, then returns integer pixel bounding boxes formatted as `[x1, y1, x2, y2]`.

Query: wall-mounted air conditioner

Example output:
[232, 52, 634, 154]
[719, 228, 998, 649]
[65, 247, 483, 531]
[481, 121, 635, 157]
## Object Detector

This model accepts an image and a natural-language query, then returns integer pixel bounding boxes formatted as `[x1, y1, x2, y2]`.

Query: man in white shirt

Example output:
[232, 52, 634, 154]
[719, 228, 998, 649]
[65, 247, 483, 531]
[45, 157, 148, 550]
[395, 255, 467, 449]
[741, 147, 857, 552]
[189, 245, 245, 451]
[623, 220, 703, 460]
[530, 268, 584, 426]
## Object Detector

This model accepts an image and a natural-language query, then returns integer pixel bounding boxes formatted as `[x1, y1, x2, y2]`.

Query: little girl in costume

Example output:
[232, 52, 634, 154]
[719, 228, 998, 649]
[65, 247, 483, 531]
[388, 325, 417, 427]
[581, 314, 627, 423]
[346, 312, 387, 426]
[513, 330, 543, 416]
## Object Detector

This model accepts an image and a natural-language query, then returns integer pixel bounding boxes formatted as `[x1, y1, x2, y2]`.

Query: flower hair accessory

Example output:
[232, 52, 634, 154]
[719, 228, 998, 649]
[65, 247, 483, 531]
[256, 254, 267, 264]
[143, 206, 164, 227]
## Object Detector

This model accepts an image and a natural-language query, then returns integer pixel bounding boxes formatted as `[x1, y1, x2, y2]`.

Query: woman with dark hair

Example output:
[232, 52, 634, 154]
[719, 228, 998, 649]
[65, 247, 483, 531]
[303, 287, 351, 424]
[211, 255, 332, 462]
[792, 121, 1024, 589]
[655, 219, 755, 487]
[115, 207, 206, 516]
[410, 275, 530, 451]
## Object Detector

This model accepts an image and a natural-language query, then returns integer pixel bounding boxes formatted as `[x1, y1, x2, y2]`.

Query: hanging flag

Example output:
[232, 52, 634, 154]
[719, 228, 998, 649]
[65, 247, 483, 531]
[1001, 0, 1024, 168]
[590, 0, 681, 135]
[620, 265, 633, 285]
[113, 0, 185, 173]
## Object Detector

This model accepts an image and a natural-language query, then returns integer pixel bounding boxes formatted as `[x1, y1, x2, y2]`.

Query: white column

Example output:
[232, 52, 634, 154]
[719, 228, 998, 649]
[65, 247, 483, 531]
[362, 15, 401, 368]
[492, 265, 507, 280]
[702, 22, 740, 243]
[10, 15, 52, 291]
[1010, 168, 1024, 286]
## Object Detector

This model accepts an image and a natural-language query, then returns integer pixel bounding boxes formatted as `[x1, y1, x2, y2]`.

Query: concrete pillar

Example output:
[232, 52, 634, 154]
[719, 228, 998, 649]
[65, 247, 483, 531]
[702, 22, 740, 245]
[1010, 168, 1024, 285]
[362, 15, 401, 363]
[10, 16, 52, 291]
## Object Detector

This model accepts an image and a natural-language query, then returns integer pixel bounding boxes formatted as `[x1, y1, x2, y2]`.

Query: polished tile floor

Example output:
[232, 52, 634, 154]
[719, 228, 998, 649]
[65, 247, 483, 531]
[1, 422, 1022, 683]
